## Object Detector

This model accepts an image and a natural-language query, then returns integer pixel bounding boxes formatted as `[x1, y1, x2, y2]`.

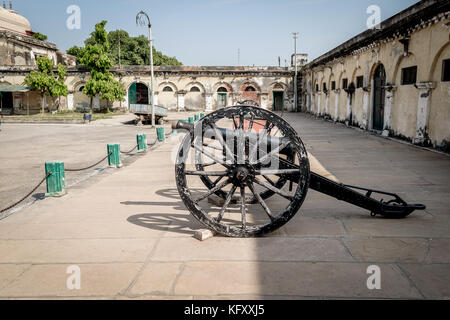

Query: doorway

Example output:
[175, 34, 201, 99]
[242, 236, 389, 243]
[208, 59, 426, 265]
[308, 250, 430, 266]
[0, 92, 13, 115]
[273, 91, 284, 111]
[217, 93, 227, 109]
[373, 64, 386, 131]
[128, 82, 149, 107]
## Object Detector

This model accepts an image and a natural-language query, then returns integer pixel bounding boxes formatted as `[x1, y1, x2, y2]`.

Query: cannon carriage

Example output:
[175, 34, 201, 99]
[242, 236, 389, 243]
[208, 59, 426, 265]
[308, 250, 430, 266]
[173, 105, 425, 238]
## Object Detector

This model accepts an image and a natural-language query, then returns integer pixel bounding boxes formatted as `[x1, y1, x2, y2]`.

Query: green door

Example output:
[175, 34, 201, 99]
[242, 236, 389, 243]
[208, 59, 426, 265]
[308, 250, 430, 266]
[218, 93, 227, 109]
[128, 83, 137, 108]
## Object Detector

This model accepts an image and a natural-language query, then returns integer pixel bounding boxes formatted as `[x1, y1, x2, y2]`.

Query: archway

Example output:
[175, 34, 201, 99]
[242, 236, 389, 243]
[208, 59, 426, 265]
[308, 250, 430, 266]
[128, 82, 149, 107]
[373, 64, 386, 131]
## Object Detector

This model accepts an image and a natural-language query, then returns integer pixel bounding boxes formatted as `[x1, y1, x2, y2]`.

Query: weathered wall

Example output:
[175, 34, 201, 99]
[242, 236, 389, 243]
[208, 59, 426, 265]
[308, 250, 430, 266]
[302, 2, 450, 150]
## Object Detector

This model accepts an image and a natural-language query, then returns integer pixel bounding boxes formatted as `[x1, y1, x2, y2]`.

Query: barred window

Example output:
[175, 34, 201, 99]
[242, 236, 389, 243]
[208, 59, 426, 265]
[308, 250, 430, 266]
[331, 81, 336, 90]
[342, 78, 348, 89]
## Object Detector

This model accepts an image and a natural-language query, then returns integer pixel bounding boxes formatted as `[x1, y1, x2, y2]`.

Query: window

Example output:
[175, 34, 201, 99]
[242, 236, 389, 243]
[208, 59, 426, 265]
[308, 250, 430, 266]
[356, 76, 364, 88]
[162, 86, 173, 92]
[316, 84, 319, 92]
[331, 81, 336, 90]
[401, 66, 417, 85]
[217, 87, 228, 93]
[190, 86, 200, 92]
[442, 59, 450, 82]
[245, 86, 256, 92]
[322, 83, 327, 91]
[78, 86, 85, 92]
[342, 78, 348, 89]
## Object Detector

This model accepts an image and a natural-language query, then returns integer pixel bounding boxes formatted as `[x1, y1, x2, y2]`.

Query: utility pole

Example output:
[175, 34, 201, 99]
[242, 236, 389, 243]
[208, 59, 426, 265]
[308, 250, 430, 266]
[137, 11, 156, 127]
[293, 32, 299, 112]
[238, 48, 240, 66]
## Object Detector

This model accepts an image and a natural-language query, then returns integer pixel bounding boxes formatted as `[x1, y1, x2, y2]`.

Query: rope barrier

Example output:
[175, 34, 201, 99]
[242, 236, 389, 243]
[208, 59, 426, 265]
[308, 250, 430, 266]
[66, 152, 113, 172]
[0, 172, 51, 215]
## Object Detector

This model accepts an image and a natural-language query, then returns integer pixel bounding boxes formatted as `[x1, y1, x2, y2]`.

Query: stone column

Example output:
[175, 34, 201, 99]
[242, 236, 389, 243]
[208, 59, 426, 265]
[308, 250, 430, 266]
[260, 92, 269, 110]
[205, 93, 213, 112]
[153, 91, 159, 106]
[413, 82, 435, 145]
[334, 90, 340, 121]
[362, 89, 370, 130]
[67, 93, 74, 110]
[317, 93, 321, 115]
[345, 94, 351, 124]
[382, 85, 396, 136]
[177, 90, 186, 112]
[325, 92, 329, 116]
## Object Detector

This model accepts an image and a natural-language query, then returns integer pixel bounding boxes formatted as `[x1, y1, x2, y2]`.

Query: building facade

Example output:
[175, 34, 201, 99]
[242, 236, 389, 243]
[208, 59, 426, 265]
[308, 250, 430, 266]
[301, 0, 450, 151]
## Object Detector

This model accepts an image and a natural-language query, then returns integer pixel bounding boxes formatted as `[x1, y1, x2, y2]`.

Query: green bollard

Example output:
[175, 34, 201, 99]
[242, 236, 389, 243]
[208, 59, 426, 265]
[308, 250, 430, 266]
[107, 144, 122, 168]
[156, 127, 165, 142]
[188, 117, 194, 124]
[137, 134, 148, 152]
[45, 161, 66, 197]
[194, 114, 200, 122]
[200, 113, 205, 119]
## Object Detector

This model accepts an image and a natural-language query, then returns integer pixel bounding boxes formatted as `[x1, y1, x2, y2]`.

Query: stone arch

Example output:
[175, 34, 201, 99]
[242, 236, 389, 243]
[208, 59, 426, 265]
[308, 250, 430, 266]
[158, 81, 178, 93]
[239, 81, 261, 93]
[185, 81, 206, 93]
[212, 82, 233, 93]
[338, 70, 347, 89]
[184, 81, 206, 111]
[428, 41, 450, 80]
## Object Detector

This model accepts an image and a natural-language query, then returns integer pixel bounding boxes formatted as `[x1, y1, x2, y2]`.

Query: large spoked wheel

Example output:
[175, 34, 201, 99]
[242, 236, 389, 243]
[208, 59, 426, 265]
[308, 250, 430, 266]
[175, 106, 310, 237]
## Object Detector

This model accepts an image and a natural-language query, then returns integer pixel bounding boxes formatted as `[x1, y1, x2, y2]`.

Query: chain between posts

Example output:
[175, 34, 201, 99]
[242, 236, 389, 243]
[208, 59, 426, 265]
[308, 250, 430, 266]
[0, 172, 51, 216]
[120, 137, 142, 155]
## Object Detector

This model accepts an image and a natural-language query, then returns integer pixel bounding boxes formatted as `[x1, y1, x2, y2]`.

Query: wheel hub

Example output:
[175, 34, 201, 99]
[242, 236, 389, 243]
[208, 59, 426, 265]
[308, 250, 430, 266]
[231, 165, 254, 186]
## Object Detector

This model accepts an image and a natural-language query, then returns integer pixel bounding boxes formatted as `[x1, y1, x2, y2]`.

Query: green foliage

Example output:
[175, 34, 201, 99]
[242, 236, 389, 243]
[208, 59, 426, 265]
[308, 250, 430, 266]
[24, 56, 68, 112]
[32, 32, 48, 41]
[67, 24, 182, 66]
[78, 21, 126, 112]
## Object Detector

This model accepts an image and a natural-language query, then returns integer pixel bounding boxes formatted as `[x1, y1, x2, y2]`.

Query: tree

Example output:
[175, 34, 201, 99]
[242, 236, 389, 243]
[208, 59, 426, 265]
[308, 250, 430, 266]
[68, 26, 182, 66]
[24, 56, 68, 113]
[32, 32, 48, 41]
[78, 21, 126, 113]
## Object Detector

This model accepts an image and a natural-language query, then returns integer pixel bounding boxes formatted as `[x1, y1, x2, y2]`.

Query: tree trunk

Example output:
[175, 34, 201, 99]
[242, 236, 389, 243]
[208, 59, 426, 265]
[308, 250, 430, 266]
[90, 96, 93, 114]
[41, 95, 47, 115]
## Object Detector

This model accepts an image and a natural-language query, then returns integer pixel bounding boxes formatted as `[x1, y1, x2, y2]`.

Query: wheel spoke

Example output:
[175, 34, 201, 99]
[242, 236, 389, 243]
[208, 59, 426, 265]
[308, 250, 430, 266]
[210, 123, 235, 163]
[232, 115, 238, 129]
[185, 171, 229, 176]
[263, 175, 276, 186]
[248, 114, 254, 132]
[194, 179, 231, 202]
[240, 186, 246, 229]
[212, 176, 225, 187]
[193, 144, 230, 169]
[216, 185, 237, 223]
[203, 143, 222, 152]
[248, 183, 275, 222]
[253, 177, 293, 200]
[256, 140, 291, 165]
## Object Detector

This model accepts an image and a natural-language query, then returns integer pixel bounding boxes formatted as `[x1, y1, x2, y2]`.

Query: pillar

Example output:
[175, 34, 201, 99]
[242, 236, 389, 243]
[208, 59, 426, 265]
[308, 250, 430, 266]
[334, 90, 340, 121]
[67, 93, 74, 110]
[362, 90, 370, 130]
[177, 91, 186, 111]
[205, 93, 213, 112]
[325, 93, 329, 116]
[382, 85, 396, 136]
[413, 82, 435, 145]
[317, 93, 321, 115]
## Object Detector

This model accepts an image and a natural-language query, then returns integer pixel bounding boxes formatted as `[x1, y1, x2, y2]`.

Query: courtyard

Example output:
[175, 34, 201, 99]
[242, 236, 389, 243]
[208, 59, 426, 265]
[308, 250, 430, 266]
[0, 113, 448, 299]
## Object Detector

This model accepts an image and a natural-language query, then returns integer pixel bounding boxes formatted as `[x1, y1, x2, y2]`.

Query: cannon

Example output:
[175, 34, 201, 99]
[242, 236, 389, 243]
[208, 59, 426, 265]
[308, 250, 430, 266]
[174, 105, 426, 238]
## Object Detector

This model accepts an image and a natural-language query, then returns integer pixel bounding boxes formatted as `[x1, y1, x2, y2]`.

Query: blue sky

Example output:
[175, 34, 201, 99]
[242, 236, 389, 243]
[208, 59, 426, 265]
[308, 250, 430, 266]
[11, 0, 418, 66]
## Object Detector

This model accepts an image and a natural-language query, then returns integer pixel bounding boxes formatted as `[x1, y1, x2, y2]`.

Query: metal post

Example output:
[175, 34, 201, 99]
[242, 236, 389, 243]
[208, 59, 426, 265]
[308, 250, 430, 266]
[293, 32, 299, 113]
[137, 11, 156, 127]
[149, 26, 155, 127]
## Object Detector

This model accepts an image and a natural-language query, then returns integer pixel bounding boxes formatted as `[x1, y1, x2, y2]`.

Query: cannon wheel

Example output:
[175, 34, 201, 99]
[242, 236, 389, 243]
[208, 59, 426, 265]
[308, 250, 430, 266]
[175, 106, 310, 237]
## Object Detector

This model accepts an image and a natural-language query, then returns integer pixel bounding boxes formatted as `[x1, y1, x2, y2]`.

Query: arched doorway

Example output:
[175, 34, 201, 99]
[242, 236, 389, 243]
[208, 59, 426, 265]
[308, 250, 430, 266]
[128, 82, 149, 107]
[217, 87, 228, 109]
[373, 64, 386, 131]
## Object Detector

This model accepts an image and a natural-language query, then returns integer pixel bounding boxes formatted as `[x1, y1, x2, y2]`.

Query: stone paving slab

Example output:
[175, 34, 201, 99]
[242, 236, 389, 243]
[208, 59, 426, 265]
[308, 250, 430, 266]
[0, 113, 448, 299]
[174, 262, 422, 299]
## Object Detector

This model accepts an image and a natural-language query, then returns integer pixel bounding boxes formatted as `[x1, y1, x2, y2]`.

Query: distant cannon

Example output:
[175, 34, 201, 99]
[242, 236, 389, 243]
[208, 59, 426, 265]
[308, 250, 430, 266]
[173, 105, 426, 238]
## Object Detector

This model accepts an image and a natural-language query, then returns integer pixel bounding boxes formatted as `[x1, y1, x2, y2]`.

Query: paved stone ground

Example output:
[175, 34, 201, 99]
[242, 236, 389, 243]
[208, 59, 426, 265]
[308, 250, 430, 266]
[0, 112, 448, 299]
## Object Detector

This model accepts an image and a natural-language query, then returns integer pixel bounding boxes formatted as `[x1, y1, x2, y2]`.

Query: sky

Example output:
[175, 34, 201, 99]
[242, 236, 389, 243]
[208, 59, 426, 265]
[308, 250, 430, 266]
[10, 0, 419, 66]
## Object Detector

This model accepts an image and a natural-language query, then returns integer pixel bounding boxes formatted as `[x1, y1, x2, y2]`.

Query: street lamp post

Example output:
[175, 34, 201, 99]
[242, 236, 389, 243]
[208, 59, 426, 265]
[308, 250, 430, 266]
[293, 32, 299, 112]
[137, 11, 156, 127]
